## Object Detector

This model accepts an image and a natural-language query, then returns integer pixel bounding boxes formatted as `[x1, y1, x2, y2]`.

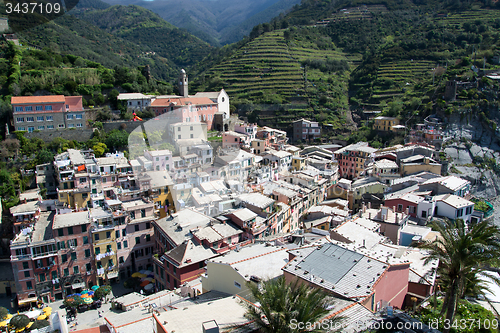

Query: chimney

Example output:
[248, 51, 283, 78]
[395, 213, 399, 225]
[363, 203, 366, 213]
[368, 212, 372, 220]
[368, 202, 371, 209]
[406, 207, 409, 215]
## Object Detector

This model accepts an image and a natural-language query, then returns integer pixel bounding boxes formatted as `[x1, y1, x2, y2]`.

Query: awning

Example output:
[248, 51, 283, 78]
[108, 272, 119, 279]
[72, 282, 85, 289]
[18, 297, 38, 306]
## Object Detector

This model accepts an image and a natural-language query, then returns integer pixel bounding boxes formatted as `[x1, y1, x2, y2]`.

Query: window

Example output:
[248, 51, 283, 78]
[26, 281, 32, 290]
[466, 206, 472, 215]
[68, 227, 73, 235]
[86, 263, 92, 272]
[457, 208, 464, 217]
[76, 114, 83, 119]
[67, 114, 73, 120]
[95, 247, 100, 255]
[17, 127, 25, 131]
[146, 234, 151, 242]
[73, 266, 79, 274]
[178, 126, 181, 131]
[95, 234, 100, 241]
[83, 236, 88, 244]
[58, 124, 65, 128]
[117, 242, 121, 250]
[178, 135, 181, 139]
[38, 126, 44, 130]
[123, 240, 128, 248]
[81, 224, 87, 233]
[36, 116, 43, 121]
[135, 237, 140, 244]
[85, 249, 90, 258]
[64, 268, 69, 276]
[23, 262, 29, 269]
[135, 225, 139, 232]
[68, 239, 77, 247]
[26, 117, 34, 122]
[190, 134, 194, 138]
[146, 222, 150, 229]
[45, 105, 52, 111]
[15, 106, 22, 112]
[77, 123, 83, 128]
[130, 211, 135, 219]
[397, 204, 403, 212]
[106, 245, 112, 253]
[68, 124, 75, 128]
[51, 271, 57, 279]
[24, 271, 30, 278]
[58, 229, 64, 237]
[61, 254, 67, 263]
[16, 117, 24, 123]
[119, 256, 124, 263]
[46, 115, 53, 121]
[47, 124, 54, 129]
[115, 230, 120, 238]
[106, 231, 111, 239]
[122, 229, 127, 237]
[36, 106, 42, 111]
[71, 252, 77, 260]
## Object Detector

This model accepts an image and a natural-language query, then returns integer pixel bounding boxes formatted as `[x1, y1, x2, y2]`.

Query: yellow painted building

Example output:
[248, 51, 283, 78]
[151, 186, 175, 218]
[291, 156, 306, 171]
[400, 157, 442, 176]
[92, 227, 118, 285]
[373, 116, 400, 132]
[57, 188, 91, 209]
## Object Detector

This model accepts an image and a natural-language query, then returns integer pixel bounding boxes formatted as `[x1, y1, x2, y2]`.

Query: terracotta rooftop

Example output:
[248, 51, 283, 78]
[11, 95, 66, 104]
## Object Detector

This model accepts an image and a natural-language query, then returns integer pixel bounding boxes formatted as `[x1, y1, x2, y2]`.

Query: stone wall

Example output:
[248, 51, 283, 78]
[24, 128, 94, 141]
[102, 120, 145, 134]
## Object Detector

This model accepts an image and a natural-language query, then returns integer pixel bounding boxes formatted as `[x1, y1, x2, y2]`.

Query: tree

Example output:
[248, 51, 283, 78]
[0, 306, 8, 320]
[92, 142, 107, 157]
[124, 277, 141, 291]
[10, 314, 30, 330]
[94, 285, 112, 300]
[105, 130, 129, 151]
[420, 219, 500, 332]
[63, 297, 82, 310]
[246, 276, 341, 332]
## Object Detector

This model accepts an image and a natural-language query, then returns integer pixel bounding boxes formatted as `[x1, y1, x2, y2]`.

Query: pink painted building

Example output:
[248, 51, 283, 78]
[144, 149, 173, 172]
[149, 97, 218, 130]
[222, 131, 251, 149]
[384, 193, 424, 218]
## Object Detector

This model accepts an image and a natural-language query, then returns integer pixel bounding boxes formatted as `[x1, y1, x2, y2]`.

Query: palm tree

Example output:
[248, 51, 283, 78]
[420, 218, 500, 332]
[245, 276, 341, 333]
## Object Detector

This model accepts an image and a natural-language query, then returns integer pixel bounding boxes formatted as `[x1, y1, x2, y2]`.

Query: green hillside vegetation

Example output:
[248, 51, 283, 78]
[189, 0, 500, 143]
[71, 5, 212, 69]
[17, 4, 212, 81]
[192, 27, 354, 135]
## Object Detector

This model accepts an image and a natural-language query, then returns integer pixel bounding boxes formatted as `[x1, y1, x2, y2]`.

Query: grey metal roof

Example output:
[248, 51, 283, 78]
[284, 243, 389, 299]
[299, 244, 363, 285]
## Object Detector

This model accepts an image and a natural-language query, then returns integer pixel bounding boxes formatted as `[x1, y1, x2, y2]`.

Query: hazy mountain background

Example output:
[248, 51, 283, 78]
[95, 0, 302, 46]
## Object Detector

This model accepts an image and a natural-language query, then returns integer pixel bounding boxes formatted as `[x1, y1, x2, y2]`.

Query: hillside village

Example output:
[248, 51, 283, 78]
[3, 71, 497, 333]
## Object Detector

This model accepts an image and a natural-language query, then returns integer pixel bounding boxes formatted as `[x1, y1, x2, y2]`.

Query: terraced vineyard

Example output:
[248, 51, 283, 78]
[202, 29, 355, 131]
[367, 60, 435, 105]
[435, 9, 500, 26]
